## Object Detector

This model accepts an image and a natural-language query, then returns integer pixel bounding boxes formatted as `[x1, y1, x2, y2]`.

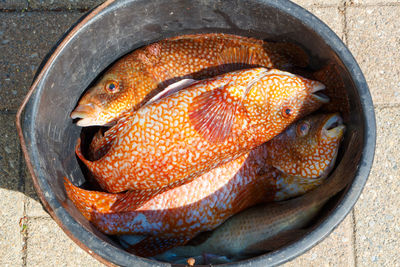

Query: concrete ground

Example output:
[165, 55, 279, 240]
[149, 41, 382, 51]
[0, 0, 399, 266]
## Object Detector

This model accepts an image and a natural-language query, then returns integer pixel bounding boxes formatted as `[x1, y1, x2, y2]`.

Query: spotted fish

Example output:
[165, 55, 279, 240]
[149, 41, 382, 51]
[155, 130, 358, 265]
[64, 113, 343, 257]
[70, 33, 309, 127]
[74, 68, 328, 211]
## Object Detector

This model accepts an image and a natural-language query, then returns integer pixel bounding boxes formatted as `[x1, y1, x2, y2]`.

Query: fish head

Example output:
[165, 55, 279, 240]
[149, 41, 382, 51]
[244, 69, 329, 135]
[267, 113, 346, 178]
[70, 62, 143, 127]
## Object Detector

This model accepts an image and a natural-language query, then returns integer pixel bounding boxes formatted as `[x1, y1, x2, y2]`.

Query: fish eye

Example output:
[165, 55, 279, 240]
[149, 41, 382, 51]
[105, 81, 119, 93]
[296, 122, 310, 136]
[282, 106, 293, 118]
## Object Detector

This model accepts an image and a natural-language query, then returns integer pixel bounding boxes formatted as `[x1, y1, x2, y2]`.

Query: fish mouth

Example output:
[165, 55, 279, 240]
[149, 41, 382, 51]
[70, 103, 100, 127]
[323, 113, 346, 138]
[311, 82, 330, 104]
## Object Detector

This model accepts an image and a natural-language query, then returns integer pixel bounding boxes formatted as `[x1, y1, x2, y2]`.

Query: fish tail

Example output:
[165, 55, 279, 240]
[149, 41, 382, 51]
[63, 177, 122, 220]
[126, 236, 191, 257]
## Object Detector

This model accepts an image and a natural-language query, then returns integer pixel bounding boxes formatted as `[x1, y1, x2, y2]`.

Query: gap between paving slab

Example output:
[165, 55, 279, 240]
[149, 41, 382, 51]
[353, 106, 400, 266]
[6, 0, 389, 265]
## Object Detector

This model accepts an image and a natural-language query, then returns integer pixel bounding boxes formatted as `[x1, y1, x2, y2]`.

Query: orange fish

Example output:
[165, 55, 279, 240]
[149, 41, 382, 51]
[74, 68, 328, 211]
[154, 127, 353, 265]
[70, 33, 309, 127]
[64, 113, 344, 257]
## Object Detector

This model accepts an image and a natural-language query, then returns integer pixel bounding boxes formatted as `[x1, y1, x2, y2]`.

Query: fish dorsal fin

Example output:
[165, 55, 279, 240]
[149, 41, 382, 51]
[189, 69, 269, 143]
[241, 229, 308, 254]
[126, 236, 192, 257]
[218, 46, 258, 71]
[242, 69, 270, 101]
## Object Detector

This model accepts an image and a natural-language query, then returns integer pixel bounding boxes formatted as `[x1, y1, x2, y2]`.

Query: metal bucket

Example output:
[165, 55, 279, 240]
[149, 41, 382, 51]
[16, 0, 376, 266]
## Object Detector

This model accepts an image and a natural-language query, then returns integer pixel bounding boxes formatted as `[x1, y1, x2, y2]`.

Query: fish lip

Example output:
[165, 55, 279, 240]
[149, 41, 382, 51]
[70, 103, 97, 119]
[323, 113, 346, 138]
[70, 103, 101, 126]
[312, 92, 330, 103]
[311, 82, 326, 93]
[74, 117, 100, 127]
[310, 81, 330, 103]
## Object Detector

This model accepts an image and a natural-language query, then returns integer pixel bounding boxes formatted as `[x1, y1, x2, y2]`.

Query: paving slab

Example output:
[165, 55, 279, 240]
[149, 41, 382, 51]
[0, 113, 21, 191]
[308, 6, 345, 40]
[0, 113, 24, 265]
[348, 0, 400, 5]
[284, 214, 355, 266]
[18, 3, 348, 266]
[0, 189, 25, 266]
[346, 6, 400, 105]
[280, 7, 351, 264]
[291, 0, 343, 7]
[24, 163, 51, 218]
[0, 0, 27, 10]
[28, 0, 104, 11]
[353, 106, 400, 266]
[23, 213, 354, 266]
[26, 217, 104, 266]
[0, 12, 84, 111]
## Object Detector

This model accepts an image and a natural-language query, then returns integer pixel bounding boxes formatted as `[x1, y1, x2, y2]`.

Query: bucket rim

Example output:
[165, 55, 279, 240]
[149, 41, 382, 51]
[16, 0, 376, 266]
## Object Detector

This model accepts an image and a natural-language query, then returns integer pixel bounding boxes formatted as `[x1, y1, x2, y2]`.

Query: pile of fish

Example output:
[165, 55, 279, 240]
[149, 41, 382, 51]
[65, 33, 348, 264]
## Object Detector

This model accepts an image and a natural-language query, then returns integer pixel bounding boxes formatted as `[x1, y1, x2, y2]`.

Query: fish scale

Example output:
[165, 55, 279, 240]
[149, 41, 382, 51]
[74, 68, 327, 211]
[65, 113, 345, 257]
[71, 33, 309, 127]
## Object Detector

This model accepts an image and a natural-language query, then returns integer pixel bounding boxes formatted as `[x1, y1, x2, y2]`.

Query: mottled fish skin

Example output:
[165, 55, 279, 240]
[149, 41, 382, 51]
[264, 113, 345, 200]
[64, 113, 343, 256]
[256, 113, 345, 201]
[70, 33, 309, 127]
[153, 185, 325, 264]
[74, 68, 327, 211]
[156, 128, 355, 264]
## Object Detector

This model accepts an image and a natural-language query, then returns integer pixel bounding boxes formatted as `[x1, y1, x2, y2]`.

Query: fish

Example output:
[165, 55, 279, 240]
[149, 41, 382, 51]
[74, 68, 328, 211]
[64, 113, 344, 257]
[86, 78, 199, 161]
[263, 111, 345, 200]
[70, 33, 309, 127]
[154, 133, 360, 265]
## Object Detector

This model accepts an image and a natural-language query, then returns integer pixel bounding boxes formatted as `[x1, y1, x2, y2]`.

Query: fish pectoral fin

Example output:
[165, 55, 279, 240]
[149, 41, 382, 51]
[110, 188, 163, 212]
[188, 85, 245, 143]
[88, 129, 107, 160]
[242, 229, 308, 254]
[126, 236, 192, 257]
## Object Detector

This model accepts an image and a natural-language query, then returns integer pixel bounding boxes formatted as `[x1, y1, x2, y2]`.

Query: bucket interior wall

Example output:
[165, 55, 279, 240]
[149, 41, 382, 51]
[20, 0, 366, 265]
